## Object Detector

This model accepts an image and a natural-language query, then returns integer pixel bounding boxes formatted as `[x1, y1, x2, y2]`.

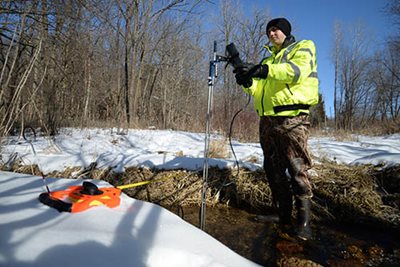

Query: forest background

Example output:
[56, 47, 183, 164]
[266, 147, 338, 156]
[1, 0, 399, 141]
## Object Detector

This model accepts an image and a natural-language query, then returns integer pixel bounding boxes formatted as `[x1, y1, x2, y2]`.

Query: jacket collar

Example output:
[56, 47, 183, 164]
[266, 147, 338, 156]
[282, 35, 296, 49]
[265, 35, 296, 54]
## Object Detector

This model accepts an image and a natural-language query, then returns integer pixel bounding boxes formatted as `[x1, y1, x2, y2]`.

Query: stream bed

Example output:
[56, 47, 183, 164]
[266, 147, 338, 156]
[171, 204, 400, 267]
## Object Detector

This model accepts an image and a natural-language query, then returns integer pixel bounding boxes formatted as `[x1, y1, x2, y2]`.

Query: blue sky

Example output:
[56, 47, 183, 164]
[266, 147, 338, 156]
[225, 0, 394, 117]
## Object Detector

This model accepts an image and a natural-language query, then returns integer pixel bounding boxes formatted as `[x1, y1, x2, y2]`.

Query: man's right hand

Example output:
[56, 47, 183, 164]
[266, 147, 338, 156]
[235, 72, 253, 87]
[233, 63, 255, 87]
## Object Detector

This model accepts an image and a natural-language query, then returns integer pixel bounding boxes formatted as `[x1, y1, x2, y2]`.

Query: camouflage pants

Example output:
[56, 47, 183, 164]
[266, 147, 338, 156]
[259, 115, 313, 201]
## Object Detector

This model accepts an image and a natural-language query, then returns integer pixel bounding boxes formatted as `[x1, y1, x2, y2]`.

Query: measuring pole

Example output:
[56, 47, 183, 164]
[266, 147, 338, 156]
[23, 126, 50, 193]
[200, 41, 226, 231]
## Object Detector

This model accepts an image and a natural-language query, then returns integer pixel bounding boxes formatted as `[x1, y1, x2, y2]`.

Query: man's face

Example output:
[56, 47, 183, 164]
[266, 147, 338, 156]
[267, 26, 286, 48]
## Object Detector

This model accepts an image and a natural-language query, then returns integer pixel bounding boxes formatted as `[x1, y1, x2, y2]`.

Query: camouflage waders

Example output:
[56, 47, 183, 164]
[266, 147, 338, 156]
[259, 114, 313, 240]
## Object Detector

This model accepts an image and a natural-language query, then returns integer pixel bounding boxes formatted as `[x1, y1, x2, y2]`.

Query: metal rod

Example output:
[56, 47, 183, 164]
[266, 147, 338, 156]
[200, 41, 218, 231]
[23, 126, 50, 193]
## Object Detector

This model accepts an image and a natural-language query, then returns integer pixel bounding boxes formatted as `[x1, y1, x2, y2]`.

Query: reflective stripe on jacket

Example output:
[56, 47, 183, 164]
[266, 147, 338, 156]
[245, 39, 319, 117]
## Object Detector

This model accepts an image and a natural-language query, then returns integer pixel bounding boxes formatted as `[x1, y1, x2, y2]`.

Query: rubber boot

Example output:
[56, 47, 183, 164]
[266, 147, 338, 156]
[295, 197, 312, 240]
[277, 193, 294, 239]
[278, 196, 292, 226]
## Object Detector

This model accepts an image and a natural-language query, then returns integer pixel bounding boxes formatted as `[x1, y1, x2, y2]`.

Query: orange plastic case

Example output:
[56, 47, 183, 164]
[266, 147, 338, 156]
[42, 184, 121, 213]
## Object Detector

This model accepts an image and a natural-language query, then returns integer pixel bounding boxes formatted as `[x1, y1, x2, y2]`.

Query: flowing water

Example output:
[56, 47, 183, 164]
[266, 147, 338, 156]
[170, 205, 400, 267]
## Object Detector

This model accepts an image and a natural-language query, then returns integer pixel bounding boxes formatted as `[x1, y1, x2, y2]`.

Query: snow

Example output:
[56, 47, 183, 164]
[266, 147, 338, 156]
[1, 128, 400, 267]
[3, 128, 399, 175]
[0, 172, 258, 267]
[309, 134, 400, 167]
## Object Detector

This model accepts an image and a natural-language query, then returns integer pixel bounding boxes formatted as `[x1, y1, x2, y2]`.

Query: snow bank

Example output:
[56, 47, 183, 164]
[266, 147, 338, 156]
[0, 171, 260, 267]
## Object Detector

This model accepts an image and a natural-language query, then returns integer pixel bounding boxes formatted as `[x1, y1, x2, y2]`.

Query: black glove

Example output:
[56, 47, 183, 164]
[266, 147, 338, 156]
[235, 72, 253, 87]
[233, 63, 254, 75]
[246, 64, 269, 79]
[234, 63, 254, 87]
[233, 63, 269, 87]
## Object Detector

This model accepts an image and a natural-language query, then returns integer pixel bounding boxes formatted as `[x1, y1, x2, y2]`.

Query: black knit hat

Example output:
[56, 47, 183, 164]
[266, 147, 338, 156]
[266, 18, 291, 37]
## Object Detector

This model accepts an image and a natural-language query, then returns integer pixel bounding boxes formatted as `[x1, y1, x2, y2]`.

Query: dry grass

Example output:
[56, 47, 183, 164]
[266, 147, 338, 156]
[310, 128, 359, 142]
[1, 160, 399, 232]
[311, 161, 400, 229]
[117, 168, 205, 207]
[310, 121, 400, 138]
[208, 138, 230, 159]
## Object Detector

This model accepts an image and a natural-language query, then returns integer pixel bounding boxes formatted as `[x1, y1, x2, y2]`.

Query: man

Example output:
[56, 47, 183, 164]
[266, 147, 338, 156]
[233, 17, 319, 240]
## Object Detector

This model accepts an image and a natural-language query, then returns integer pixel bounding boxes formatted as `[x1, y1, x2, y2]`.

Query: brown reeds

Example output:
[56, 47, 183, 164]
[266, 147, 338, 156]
[1, 160, 399, 232]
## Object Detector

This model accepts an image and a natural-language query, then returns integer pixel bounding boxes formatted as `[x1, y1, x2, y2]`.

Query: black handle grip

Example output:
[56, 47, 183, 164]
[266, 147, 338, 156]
[225, 43, 243, 69]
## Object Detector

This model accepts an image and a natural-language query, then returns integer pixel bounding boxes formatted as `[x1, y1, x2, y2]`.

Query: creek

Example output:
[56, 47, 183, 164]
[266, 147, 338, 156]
[168, 204, 400, 267]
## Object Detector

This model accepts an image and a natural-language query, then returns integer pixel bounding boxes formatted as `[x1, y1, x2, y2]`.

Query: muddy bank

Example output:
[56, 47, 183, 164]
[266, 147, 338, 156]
[2, 162, 400, 266]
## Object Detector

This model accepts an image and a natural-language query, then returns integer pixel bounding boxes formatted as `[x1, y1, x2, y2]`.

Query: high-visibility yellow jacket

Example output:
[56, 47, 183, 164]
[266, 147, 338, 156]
[245, 38, 319, 117]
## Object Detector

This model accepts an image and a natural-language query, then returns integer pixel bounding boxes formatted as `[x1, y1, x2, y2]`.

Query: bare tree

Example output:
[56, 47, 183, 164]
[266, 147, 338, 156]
[368, 42, 400, 125]
[333, 22, 372, 130]
[2, 0, 398, 138]
[211, 0, 269, 138]
[0, 1, 45, 136]
[332, 21, 342, 130]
